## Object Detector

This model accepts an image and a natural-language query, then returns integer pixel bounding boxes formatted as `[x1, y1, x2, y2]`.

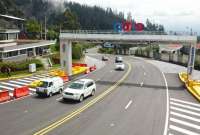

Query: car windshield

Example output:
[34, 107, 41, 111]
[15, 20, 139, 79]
[69, 82, 84, 89]
[40, 81, 49, 88]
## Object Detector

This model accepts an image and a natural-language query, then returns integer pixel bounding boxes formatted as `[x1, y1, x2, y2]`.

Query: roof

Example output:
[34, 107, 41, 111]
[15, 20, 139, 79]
[76, 79, 94, 83]
[0, 29, 20, 34]
[159, 44, 183, 52]
[0, 14, 25, 21]
[0, 40, 56, 52]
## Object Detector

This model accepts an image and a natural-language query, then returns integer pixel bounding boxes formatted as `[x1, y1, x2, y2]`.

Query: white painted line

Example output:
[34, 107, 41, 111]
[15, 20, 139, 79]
[171, 106, 200, 117]
[9, 93, 13, 97]
[170, 117, 200, 130]
[17, 79, 32, 83]
[161, 71, 170, 135]
[9, 80, 28, 85]
[23, 78, 37, 81]
[125, 100, 133, 110]
[140, 82, 144, 87]
[35, 74, 49, 78]
[110, 70, 113, 72]
[0, 82, 21, 87]
[56, 97, 63, 101]
[170, 101, 200, 112]
[29, 88, 36, 92]
[170, 98, 200, 108]
[95, 78, 101, 82]
[168, 133, 174, 135]
[0, 85, 14, 90]
[144, 72, 146, 76]
[170, 125, 200, 135]
[30, 76, 41, 79]
[170, 111, 200, 123]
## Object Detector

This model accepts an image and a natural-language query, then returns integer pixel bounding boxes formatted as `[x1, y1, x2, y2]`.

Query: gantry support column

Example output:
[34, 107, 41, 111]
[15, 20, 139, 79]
[60, 40, 72, 76]
[187, 43, 197, 80]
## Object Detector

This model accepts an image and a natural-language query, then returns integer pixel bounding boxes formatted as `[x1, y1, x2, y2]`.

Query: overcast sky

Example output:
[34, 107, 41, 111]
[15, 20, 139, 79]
[66, 0, 200, 34]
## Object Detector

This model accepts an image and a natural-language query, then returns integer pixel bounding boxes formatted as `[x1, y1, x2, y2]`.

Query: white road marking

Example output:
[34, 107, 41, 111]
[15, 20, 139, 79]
[95, 78, 101, 82]
[9, 80, 28, 85]
[56, 97, 63, 101]
[169, 125, 200, 135]
[170, 117, 200, 130]
[168, 134, 174, 135]
[30, 76, 41, 79]
[0, 82, 21, 87]
[161, 71, 169, 135]
[29, 88, 36, 92]
[140, 82, 144, 87]
[110, 70, 113, 72]
[170, 106, 200, 117]
[170, 111, 200, 123]
[0, 85, 14, 90]
[144, 72, 146, 76]
[170, 98, 200, 108]
[170, 101, 200, 112]
[125, 100, 133, 110]
[23, 78, 37, 81]
[17, 79, 32, 83]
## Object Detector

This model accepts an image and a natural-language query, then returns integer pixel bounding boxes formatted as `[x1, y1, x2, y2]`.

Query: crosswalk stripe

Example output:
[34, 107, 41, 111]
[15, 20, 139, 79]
[170, 98, 200, 108]
[0, 85, 14, 90]
[169, 125, 200, 135]
[35, 74, 50, 78]
[23, 78, 37, 81]
[9, 80, 28, 85]
[171, 106, 200, 117]
[171, 111, 200, 123]
[17, 79, 32, 83]
[170, 101, 200, 112]
[30, 76, 41, 79]
[29, 88, 36, 92]
[170, 117, 200, 130]
[0, 82, 21, 87]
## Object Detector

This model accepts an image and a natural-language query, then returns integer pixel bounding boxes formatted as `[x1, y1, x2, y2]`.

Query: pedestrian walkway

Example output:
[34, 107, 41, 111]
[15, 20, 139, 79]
[168, 98, 200, 135]
[0, 74, 53, 96]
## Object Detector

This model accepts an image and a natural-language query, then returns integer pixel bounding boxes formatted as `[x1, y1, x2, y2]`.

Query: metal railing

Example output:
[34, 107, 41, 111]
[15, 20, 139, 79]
[60, 30, 197, 36]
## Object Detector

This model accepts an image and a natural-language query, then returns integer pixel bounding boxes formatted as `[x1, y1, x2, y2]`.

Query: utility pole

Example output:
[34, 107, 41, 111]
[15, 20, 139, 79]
[40, 22, 43, 40]
[45, 16, 47, 40]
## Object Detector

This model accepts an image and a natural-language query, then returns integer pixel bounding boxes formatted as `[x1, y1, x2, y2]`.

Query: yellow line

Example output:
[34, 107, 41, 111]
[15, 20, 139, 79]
[33, 62, 132, 135]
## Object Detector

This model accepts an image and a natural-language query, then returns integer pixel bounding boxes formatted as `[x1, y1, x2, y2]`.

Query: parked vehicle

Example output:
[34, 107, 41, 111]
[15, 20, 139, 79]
[115, 56, 123, 63]
[62, 79, 96, 102]
[115, 63, 125, 70]
[36, 77, 64, 97]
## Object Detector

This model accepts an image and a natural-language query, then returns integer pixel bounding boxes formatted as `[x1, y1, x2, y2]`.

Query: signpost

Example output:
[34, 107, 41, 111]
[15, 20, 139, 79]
[187, 45, 196, 80]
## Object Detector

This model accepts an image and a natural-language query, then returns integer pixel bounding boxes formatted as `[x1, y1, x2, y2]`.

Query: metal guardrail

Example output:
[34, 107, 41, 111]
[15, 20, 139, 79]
[60, 30, 197, 36]
[60, 30, 167, 35]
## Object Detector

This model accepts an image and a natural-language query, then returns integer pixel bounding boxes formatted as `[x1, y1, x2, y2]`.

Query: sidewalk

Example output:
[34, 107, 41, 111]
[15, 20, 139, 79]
[140, 57, 200, 80]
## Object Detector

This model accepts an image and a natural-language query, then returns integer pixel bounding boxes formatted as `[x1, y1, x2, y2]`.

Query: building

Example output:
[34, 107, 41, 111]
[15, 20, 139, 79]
[0, 29, 55, 62]
[0, 14, 55, 62]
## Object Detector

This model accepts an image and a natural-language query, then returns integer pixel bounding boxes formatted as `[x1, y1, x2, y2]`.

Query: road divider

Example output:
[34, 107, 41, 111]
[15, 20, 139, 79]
[34, 62, 132, 135]
[0, 90, 10, 103]
[179, 72, 200, 102]
[13, 86, 29, 99]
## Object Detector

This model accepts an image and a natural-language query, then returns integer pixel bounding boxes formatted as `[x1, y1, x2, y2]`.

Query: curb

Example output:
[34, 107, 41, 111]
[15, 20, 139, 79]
[185, 84, 200, 102]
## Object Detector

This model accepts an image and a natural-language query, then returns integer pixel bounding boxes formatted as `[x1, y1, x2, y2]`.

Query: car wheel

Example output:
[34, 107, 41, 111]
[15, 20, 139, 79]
[79, 95, 84, 102]
[91, 90, 95, 96]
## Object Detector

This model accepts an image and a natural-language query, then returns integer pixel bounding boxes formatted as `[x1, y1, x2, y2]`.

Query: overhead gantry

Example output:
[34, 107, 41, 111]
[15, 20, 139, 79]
[59, 31, 197, 77]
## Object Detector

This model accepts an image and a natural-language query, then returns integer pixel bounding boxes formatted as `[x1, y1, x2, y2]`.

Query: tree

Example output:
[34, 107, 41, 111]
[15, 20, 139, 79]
[61, 9, 80, 30]
[25, 19, 41, 39]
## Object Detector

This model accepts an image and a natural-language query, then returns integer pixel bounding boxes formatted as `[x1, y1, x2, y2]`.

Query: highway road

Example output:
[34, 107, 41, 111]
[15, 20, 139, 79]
[0, 53, 199, 135]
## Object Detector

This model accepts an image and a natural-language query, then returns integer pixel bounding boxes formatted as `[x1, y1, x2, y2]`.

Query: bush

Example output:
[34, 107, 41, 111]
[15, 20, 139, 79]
[50, 53, 60, 64]
[0, 59, 43, 73]
[72, 44, 83, 59]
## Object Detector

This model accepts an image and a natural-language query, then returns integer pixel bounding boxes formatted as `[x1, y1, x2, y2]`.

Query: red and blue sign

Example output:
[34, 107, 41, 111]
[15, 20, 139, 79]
[114, 21, 144, 32]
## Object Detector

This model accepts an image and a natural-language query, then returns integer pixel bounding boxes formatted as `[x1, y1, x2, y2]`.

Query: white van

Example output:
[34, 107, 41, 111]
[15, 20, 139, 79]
[36, 77, 64, 97]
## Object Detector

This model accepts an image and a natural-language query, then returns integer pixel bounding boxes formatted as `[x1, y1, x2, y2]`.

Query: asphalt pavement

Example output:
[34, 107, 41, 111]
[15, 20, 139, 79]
[0, 53, 199, 135]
